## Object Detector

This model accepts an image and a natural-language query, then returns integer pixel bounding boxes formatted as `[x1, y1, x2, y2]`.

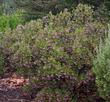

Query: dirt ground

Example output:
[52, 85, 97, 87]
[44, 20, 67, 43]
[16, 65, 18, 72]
[0, 73, 31, 102]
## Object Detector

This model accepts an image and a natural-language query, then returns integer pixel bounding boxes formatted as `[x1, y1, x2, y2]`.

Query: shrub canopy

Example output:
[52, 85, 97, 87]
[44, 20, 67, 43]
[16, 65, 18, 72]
[1, 4, 107, 79]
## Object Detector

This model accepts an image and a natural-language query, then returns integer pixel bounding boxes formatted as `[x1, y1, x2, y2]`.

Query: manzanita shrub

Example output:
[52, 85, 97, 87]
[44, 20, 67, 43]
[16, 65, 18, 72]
[0, 4, 107, 101]
[93, 26, 110, 101]
[1, 4, 107, 77]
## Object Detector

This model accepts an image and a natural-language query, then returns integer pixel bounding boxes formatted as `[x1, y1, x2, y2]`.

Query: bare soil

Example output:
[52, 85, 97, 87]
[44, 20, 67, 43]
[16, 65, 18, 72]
[0, 73, 31, 102]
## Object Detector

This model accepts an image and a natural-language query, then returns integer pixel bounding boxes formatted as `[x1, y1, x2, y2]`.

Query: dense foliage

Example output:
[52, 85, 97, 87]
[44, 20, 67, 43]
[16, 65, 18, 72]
[93, 27, 110, 101]
[1, 4, 107, 77]
[0, 0, 110, 101]
[0, 4, 108, 101]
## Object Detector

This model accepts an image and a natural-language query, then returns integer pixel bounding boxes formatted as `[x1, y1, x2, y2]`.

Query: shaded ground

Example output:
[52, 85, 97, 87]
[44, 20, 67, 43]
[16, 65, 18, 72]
[0, 73, 107, 102]
[0, 74, 31, 102]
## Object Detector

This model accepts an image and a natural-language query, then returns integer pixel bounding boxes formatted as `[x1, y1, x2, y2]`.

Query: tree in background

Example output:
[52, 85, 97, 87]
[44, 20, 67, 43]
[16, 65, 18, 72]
[15, 0, 110, 20]
[0, 0, 17, 15]
[0, 0, 109, 19]
[15, 0, 75, 20]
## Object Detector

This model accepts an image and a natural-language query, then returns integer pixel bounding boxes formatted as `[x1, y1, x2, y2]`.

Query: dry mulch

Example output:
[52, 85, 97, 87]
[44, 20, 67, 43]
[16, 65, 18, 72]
[0, 73, 32, 102]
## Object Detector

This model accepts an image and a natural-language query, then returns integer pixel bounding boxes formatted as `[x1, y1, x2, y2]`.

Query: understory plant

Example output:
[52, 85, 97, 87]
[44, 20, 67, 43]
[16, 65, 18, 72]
[0, 10, 24, 32]
[93, 26, 110, 101]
